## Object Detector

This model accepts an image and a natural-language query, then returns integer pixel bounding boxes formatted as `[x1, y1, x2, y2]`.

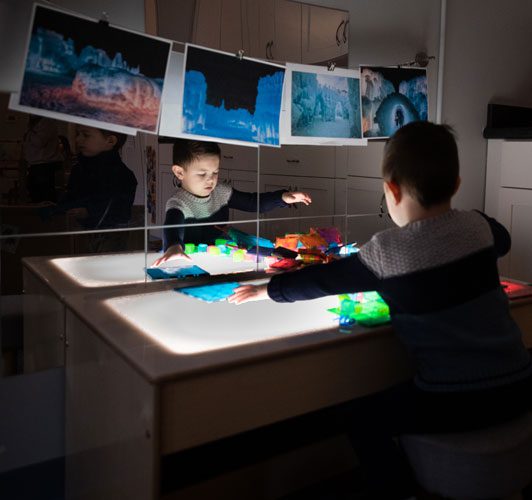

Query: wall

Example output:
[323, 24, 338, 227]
[443, 0, 532, 210]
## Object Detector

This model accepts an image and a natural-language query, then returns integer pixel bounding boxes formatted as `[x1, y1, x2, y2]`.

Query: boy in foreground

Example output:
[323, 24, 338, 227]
[229, 122, 532, 499]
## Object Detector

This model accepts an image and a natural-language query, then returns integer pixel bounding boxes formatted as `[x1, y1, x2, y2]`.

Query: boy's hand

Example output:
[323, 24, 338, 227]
[152, 244, 192, 267]
[282, 191, 312, 205]
[228, 284, 269, 305]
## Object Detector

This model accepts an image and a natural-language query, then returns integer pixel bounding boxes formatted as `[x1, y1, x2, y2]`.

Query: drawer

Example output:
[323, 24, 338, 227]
[259, 145, 336, 178]
[500, 142, 532, 189]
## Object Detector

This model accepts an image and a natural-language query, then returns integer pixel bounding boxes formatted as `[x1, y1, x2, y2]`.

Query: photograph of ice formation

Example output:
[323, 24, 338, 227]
[285, 64, 362, 144]
[361, 66, 428, 139]
[14, 4, 171, 134]
[181, 45, 285, 146]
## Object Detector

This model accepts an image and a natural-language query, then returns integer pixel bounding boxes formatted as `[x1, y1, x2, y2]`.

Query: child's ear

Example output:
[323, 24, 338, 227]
[384, 180, 402, 204]
[171, 164, 185, 180]
[106, 135, 118, 148]
[454, 176, 461, 194]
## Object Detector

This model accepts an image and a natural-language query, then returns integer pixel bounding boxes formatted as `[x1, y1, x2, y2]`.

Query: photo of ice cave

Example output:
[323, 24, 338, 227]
[17, 5, 171, 132]
[291, 71, 362, 139]
[361, 66, 428, 139]
[182, 45, 285, 146]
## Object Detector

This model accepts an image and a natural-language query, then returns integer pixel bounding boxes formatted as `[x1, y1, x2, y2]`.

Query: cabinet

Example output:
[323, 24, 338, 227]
[245, 0, 302, 62]
[191, 0, 247, 53]
[260, 174, 335, 240]
[485, 139, 532, 282]
[301, 4, 349, 65]
[259, 144, 336, 178]
[496, 188, 532, 282]
[346, 176, 393, 245]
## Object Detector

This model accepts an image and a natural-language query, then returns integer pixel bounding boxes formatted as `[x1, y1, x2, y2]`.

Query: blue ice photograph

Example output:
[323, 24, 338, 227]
[361, 66, 428, 138]
[182, 45, 285, 146]
[291, 71, 362, 139]
[17, 5, 171, 132]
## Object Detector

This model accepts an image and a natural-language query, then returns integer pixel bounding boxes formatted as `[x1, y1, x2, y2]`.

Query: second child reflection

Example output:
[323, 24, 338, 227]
[153, 139, 312, 267]
[46, 125, 137, 252]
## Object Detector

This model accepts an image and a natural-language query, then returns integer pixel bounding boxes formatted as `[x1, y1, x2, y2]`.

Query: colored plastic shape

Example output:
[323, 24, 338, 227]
[176, 282, 241, 302]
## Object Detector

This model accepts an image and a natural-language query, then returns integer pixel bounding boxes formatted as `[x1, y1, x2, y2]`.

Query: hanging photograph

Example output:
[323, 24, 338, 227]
[360, 66, 428, 139]
[280, 63, 365, 146]
[180, 44, 285, 147]
[9, 3, 172, 135]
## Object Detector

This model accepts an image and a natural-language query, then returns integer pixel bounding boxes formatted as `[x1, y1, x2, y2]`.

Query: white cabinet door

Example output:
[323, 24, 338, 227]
[497, 188, 532, 282]
[227, 170, 259, 234]
[272, 0, 301, 63]
[259, 145, 336, 178]
[244, 0, 301, 63]
[301, 4, 348, 64]
[193, 0, 222, 49]
[259, 174, 335, 239]
[220, 144, 258, 172]
[220, 0, 245, 53]
[346, 176, 393, 245]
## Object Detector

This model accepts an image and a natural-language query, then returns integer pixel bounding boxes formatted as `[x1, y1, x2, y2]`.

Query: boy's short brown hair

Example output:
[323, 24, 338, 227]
[99, 128, 127, 150]
[382, 121, 459, 208]
[172, 138, 221, 169]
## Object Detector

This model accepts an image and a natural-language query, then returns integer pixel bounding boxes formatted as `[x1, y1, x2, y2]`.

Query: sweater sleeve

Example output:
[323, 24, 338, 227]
[228, 189, 288, 213]
[267, 254, 381, 303]
[475, 210, 511, 257]
[163, 208, 186, 251]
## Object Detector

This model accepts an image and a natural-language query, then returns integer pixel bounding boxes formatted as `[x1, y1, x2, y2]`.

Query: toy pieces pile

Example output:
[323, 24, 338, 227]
[269, 227, 346, 270]
[328, 291, 391, 327]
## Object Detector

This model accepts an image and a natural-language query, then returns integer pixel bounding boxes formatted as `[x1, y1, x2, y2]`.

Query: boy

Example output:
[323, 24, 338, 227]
[49, 125, 137, 251]
[153, 139, 312, 266]
[229, 122, 532, 499]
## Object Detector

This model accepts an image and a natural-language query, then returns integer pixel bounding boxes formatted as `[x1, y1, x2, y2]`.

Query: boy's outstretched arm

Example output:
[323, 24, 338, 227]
[228, 188, 312, 213]
[475, 210, 511, 257]
[229, 254, 380, 305]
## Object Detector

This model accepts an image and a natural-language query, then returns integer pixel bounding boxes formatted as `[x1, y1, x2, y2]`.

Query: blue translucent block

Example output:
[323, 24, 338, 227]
[146, 265, 209, 280]
[176, 282, 241, 302]
[198, 243, 208, 253]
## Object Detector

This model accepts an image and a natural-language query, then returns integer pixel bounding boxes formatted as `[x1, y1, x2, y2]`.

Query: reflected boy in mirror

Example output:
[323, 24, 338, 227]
[47, 125, 137, 252]
[153, 139, 311, 266]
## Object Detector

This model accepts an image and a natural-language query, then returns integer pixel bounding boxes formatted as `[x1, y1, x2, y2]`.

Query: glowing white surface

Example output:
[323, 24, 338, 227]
[50, 252, 264, 287]
[105, 287, 340, 354]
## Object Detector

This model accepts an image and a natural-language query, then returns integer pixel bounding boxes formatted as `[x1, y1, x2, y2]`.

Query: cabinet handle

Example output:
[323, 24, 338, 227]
[223, 155, 234, 159]
[336, 20, 344, 46]
[265, 41, 270, 59]
[343, 20, 349, 43]
[286, 159, 300, 163]
[268, 40, 274, 60]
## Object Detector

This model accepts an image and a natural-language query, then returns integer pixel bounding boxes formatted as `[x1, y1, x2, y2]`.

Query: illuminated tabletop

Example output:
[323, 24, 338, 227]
[105, 284, 340, 355]
[22, 251, 266, 299]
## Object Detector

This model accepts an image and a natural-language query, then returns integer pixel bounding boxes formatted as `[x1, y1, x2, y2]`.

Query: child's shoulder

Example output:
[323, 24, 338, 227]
[358, 210, 493, 279]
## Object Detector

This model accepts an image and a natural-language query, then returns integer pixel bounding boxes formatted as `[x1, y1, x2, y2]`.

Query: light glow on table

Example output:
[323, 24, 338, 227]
[105, 287, 340, 354]
[50, 252, 265, 287]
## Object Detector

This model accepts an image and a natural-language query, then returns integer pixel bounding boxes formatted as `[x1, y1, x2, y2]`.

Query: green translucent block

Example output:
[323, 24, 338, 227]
[215, 239, 228, 246]
[233, 249, 246, 262]
[184, 243, 196, 254]
[329, 291, 391, 327]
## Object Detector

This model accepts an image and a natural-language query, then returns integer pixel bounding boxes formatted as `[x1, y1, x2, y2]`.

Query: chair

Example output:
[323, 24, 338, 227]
[399, 411, 532, 500]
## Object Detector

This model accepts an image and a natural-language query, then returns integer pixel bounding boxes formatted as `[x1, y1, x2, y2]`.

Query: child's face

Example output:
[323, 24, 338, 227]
[75, 126, 115, 157]
[173, 155, 220, 197]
